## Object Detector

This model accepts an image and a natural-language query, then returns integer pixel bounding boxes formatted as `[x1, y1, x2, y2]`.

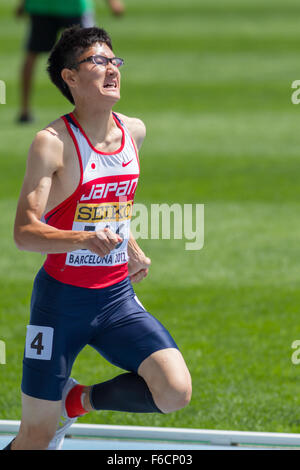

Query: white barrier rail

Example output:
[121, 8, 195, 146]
[1, 420, 300, 447]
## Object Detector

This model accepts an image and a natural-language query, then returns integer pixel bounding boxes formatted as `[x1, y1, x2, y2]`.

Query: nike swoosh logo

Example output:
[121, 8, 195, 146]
[122, 159, 133, 167]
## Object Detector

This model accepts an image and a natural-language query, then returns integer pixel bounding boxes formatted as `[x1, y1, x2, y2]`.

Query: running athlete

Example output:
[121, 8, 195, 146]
[5, 26, 192, 451]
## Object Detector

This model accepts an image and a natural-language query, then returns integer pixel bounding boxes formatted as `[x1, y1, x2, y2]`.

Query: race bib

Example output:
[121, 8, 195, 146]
[25, 325, 54, 361]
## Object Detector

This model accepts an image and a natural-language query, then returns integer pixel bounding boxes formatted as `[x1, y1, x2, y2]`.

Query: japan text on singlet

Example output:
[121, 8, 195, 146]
[43, 112, 140, 289]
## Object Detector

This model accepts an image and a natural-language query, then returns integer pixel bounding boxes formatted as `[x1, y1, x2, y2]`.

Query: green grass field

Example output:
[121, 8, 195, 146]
[1, 0, 300, 433]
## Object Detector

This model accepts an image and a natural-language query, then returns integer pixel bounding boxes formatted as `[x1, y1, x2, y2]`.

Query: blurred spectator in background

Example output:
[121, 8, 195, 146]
[15, 0, 125, 123]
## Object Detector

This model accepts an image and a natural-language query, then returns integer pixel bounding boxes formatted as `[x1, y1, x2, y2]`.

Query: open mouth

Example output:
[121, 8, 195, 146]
[103, 81, 117, 89]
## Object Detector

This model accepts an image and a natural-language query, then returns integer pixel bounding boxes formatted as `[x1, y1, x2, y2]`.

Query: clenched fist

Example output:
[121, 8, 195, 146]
[128, 254, 151, 283]
[83, 227, 122, 258]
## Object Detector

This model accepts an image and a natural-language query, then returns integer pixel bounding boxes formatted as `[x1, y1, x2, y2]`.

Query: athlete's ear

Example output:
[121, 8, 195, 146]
[61, 68, 77, 91]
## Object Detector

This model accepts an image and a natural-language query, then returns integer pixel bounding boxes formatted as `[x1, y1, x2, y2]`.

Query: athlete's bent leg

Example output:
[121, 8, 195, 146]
[12, 393, 62, 450]
[61, 284, 191, 418]
[75, 348, 191, 416]
[137, 348, 192, 414]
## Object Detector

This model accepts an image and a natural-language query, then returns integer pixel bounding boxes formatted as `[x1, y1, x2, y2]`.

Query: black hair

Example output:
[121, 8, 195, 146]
[47, 25, 113, 104]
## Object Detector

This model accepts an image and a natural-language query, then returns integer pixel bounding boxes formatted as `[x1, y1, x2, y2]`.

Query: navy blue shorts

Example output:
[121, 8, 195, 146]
[21, 268, 178, 401]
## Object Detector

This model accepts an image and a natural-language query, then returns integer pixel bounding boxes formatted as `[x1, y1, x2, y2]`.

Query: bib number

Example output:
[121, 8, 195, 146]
[25, 325, 54, 360]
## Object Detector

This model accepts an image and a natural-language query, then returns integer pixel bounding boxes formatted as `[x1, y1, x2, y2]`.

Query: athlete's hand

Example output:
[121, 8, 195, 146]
[83, 227, 122, 257]
[128, 254, 151, 283]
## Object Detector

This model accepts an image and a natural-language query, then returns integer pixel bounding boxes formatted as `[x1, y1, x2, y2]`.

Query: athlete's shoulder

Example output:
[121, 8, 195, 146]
[32, 116, 75, 154]
[43, 116, 72, 144]
[28, 117, 70, 170]
[32, 117, 66, 147]
[115, 112, 146, 150]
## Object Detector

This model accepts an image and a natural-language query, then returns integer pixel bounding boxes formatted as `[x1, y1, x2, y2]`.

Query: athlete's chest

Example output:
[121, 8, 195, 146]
[48, 130, 139, 211]
[81, 147, 139, 184]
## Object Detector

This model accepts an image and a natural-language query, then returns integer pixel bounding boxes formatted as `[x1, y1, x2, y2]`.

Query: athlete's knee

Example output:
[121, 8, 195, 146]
[153, 375, 192, 414]
[139, 349, 192, 414]
[166, 379, 192, 413]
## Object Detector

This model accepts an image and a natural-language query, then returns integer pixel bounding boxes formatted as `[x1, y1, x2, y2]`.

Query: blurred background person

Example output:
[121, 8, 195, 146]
[15, 0, 125, 123]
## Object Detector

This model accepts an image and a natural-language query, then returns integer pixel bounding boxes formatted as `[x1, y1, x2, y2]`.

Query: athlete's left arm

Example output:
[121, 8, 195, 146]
[117, 114, 149, 282]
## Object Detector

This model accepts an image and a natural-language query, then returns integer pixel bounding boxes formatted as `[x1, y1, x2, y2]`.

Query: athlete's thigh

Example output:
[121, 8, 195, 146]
[89, 291, 179, 373]
[22, 268, 95, 401]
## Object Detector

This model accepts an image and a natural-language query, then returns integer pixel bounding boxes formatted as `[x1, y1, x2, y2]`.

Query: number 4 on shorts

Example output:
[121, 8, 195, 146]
[25, 325, 54, 360]
[31, 332, 44, 355]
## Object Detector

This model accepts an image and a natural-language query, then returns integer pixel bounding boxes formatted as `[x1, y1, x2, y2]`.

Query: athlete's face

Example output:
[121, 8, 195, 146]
[72, 42, 121, 105]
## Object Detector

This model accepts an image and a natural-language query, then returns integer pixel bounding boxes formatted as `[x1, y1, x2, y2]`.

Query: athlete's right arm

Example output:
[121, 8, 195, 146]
[14, 130, 121, 256]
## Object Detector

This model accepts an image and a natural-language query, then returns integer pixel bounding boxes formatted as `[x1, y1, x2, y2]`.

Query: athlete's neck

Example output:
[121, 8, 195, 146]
[72, 106, 116, 145]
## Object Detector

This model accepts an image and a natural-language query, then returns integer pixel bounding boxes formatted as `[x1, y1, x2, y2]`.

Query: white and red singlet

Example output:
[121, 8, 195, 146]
[43, 112, 140, 288]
